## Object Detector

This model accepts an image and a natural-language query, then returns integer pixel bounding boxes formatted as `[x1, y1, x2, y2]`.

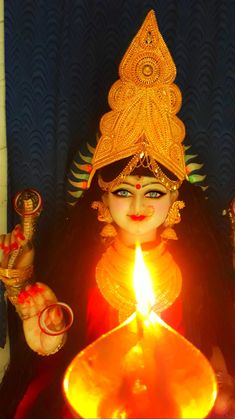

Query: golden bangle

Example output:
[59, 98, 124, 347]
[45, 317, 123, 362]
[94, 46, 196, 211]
[0, 265, 34, 306]
[0, 265, 33, 287]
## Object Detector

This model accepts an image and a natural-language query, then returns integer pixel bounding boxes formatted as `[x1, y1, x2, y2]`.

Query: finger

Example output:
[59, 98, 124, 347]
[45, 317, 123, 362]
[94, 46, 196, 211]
[14, 225, 26, 246]
[17, 291, 33, 318]
[23, 284, 55, 318]
[1, 234, 11, 267]
[26, 283, 44, 296]
[18, 284, 48, 317]
[18, 289, 30, 305]
[19, 287, 40, 317]
[35, 282, 57, 304]
[28, 285, 48, 312]
[49, 306, 64, 327]
[43, 306, 65, 332]
[2, 233, 11, 254]
[21, 283, 52, 305]
[0, 229, 20, 253]
[23, 296, 39, 317]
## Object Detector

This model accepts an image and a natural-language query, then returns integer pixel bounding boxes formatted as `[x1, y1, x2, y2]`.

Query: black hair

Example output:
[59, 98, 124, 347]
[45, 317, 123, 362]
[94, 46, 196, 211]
[99, 156, 178, 182]
[36, 162, 235, 373]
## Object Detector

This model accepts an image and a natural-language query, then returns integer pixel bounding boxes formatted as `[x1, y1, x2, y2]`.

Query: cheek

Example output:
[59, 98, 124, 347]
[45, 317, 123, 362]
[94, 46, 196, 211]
[108, 198, 129, 223]
[150, 198, 171, 222]
[110, 199, 126, 212]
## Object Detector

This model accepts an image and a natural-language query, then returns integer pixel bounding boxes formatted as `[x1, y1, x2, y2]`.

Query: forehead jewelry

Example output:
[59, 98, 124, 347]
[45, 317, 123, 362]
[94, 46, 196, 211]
[135, 183, 142, 190]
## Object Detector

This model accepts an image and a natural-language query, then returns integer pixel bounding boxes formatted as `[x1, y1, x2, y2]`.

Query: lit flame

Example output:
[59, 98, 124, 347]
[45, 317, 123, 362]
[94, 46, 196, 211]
[64, 243, 217, 419]
[133, 243, 155, 316]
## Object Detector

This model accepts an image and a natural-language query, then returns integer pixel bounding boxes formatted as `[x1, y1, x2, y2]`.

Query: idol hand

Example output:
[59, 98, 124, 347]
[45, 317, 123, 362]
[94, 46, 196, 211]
[18, 282, 66, 355]
[0, 224, 34, 269]
[0, 189, 40, 306]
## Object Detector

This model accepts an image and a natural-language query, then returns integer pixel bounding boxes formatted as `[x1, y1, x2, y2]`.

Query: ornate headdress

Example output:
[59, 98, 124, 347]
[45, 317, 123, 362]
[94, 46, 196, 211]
[89, 10, 185, 191]
[67, 10, 206, 205]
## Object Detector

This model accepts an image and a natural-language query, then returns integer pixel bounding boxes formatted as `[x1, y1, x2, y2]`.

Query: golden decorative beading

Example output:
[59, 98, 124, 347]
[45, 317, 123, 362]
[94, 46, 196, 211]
[161, 200, 185, 241]
[98, 152, 182, 192]
[91, 201, 113, 223]
[0, 265, 33, 306]
[91, 201, 118, 239]
[88, 10, 186, 190]
[96, 238, 182, 323]
[164, 200, 185, 227]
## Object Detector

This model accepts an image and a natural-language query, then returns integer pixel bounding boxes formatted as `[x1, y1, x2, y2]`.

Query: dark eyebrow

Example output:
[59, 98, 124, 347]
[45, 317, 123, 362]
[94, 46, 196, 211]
[142, 181, 163, 188]
[118, 181, 164, 188]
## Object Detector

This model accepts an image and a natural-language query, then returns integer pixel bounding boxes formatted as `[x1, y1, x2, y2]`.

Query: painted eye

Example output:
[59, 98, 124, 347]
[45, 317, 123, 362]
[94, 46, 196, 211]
[112, 189, 132, 197]
[145, 190, 166, 198]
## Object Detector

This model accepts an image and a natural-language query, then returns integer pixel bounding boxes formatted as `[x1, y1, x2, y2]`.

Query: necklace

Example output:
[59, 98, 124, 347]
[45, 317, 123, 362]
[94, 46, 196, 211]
[96, 238, 182, 323]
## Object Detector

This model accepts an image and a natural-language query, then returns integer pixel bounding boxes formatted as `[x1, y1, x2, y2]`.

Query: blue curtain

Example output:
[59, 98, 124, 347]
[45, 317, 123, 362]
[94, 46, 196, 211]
[4, 0, 235, 240]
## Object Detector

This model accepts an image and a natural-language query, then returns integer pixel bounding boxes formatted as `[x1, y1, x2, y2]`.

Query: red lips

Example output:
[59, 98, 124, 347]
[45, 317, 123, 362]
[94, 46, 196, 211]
[129, 215, 146, 221]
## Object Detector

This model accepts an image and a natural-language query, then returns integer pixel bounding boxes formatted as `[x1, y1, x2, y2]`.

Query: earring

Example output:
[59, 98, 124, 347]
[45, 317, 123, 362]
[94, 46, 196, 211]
[161, 200, 185, 241]
[91, 201, 117, 238]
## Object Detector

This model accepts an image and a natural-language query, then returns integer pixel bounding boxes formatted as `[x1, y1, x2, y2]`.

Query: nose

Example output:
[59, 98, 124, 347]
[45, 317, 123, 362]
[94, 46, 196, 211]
[130, 194, 146, 215]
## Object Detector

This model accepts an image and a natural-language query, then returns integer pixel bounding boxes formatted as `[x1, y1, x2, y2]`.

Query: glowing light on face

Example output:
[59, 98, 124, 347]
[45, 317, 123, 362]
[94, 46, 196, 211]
[104, 175, 175, 243]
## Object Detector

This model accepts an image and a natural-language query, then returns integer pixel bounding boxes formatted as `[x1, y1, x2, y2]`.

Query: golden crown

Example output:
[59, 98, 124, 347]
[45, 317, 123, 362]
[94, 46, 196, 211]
[88, 10, 186, 191]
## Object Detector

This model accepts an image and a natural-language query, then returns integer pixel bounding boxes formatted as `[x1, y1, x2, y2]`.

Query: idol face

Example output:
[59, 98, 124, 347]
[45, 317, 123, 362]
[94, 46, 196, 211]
[103, 175, 177, 245]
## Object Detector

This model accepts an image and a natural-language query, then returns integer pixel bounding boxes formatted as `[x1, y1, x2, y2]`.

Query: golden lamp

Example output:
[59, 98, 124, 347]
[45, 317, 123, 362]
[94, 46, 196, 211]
[63, 244, 217, 418]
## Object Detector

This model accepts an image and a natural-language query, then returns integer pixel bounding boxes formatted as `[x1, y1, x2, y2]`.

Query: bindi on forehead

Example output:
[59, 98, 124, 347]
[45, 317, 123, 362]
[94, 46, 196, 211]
[133, 175, 143, 189]
[123, 176, 166, 190]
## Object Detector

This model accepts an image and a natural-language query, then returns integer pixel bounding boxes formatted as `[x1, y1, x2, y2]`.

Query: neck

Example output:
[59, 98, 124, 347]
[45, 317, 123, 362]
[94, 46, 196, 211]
[117, 229, 158, 247]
